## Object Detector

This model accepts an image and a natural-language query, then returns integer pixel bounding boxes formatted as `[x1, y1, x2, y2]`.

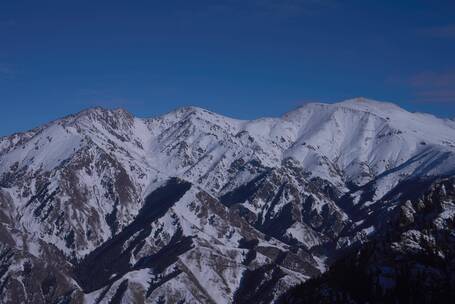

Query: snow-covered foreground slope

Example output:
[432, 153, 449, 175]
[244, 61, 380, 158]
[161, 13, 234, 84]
[0, 97, 454, 303]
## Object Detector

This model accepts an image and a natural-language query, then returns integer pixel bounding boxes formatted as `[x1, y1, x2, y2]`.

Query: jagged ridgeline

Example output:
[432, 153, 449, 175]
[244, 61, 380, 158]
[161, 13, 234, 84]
[0, 98, 454, 303]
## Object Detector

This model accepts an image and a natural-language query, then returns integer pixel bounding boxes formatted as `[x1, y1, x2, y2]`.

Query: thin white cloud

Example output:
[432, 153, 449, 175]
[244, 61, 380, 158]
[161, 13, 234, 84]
[420, 24, 455, 39]
[408, 71, 455, 103]
[175, 0, 338, 20]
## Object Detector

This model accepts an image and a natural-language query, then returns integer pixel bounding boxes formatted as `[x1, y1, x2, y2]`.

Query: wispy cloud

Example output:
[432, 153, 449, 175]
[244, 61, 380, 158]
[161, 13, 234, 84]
[408, 71, 455, 103]
[413, 89, 455, 103]
[249, 0, 338, 16]
[0, 18, 16, 28]
[419, 24, 455, 39]
[175, 0, 337, 21]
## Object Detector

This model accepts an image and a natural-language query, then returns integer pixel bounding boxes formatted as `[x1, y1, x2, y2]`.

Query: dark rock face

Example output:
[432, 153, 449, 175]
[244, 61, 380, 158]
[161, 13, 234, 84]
[281, 178, 455, 304]
[220, 164, 348, 257]
[0, 242, 81, 304]
[234, 265, 286, 304]
[73, 178, 192, 293]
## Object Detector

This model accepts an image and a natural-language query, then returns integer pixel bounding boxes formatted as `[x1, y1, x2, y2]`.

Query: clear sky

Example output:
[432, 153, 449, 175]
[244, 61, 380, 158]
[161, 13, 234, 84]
[1, 0, 455, 136]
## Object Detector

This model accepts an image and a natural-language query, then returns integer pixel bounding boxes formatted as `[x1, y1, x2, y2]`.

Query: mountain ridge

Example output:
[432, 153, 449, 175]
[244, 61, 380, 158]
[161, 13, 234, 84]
[0, 97, 454, 303]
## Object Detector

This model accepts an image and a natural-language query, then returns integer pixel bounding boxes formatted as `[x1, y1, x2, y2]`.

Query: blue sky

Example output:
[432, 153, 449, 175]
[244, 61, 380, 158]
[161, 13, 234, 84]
[1, 0, 455, 135]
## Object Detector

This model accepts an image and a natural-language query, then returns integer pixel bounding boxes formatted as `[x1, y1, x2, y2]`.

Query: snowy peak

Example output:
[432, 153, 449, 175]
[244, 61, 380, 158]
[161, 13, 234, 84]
[285, 97, 414, 119]
[153, 105, 243, 133]
[64, 106, 136, 133]
[337, 97, 405, 113]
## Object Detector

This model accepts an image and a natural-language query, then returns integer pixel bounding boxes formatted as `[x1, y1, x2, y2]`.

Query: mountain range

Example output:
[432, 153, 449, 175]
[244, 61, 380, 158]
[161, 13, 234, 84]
[0, 97, 454, 303]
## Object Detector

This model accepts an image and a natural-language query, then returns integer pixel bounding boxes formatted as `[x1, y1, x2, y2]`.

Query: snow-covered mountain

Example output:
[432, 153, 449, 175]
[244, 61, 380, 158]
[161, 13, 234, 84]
[0, 97, 454, 303]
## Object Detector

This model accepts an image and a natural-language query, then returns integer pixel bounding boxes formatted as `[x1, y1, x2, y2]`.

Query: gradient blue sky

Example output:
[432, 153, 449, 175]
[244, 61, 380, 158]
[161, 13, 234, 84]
[1, 0, 455, 135]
